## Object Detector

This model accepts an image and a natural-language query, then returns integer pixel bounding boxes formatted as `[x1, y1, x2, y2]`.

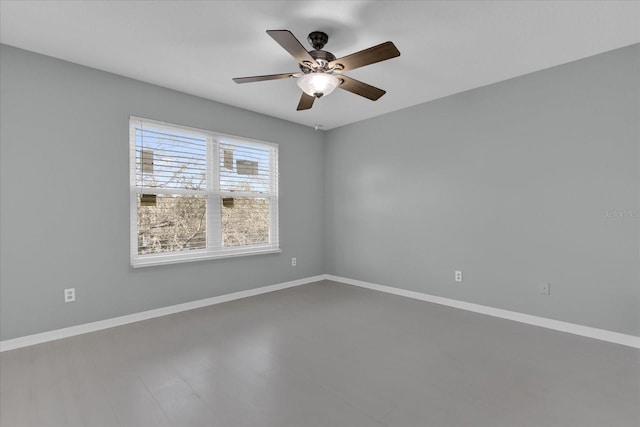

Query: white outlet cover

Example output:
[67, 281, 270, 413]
[539, 282, 551, 295]
[64, 288, 76, 302]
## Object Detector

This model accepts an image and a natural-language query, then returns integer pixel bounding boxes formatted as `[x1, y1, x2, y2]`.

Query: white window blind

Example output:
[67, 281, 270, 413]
[129, 117, 279, 267]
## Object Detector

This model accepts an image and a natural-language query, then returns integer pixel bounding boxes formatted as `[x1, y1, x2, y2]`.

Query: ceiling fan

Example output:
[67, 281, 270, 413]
[233, 30, 400, 111]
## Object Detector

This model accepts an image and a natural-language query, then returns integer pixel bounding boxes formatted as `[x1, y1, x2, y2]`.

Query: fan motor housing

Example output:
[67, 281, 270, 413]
[299, 50, 336, 73]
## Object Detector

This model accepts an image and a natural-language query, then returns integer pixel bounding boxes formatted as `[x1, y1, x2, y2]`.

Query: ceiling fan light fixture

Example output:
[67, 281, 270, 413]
[297, 73, 340, 98]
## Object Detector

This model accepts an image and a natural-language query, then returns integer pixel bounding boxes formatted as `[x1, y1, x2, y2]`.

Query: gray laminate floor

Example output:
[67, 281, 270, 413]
[1, 280, 639, 427]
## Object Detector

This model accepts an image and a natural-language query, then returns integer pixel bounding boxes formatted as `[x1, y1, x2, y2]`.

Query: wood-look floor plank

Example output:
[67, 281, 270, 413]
[1, 280, 638, 427]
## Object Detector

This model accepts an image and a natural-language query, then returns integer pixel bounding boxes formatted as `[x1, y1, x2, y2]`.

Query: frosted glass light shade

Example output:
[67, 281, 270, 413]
[296, 73, 340, 98]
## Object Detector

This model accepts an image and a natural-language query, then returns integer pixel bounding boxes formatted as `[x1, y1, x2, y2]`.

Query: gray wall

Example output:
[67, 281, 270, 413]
[2, 43, 638, 341]
[325, 44, 640, 336]
[0, 45, 325, 340]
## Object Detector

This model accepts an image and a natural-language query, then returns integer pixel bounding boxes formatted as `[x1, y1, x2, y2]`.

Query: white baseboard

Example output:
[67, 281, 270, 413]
[3, 274, 638, 351]
[0, 275, 325, 352]
[324, 275, 640, 349]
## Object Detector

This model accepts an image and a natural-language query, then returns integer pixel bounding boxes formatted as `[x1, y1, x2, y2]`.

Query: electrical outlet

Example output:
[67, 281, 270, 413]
[64, 288, 76, 303]
[291, 257, 297, 267]
[539, 282, 550, 295]
[455, 271, 463, 282]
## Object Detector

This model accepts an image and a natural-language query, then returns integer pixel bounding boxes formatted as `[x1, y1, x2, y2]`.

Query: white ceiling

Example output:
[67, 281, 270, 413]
[1, 1, 639, 130]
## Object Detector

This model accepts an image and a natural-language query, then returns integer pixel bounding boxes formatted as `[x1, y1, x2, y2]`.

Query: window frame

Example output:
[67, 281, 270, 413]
[129, 116, 280, 268]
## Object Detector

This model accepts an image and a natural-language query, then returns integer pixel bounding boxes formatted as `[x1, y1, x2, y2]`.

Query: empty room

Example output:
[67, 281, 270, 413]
[1, 1, 639, 426]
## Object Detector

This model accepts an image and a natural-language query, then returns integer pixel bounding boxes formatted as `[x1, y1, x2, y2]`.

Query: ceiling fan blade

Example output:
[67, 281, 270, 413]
[296, 92, 315, 110]
[233, 72, 298, 84]
[329, 41, 400, 72]
[337, 75, 386, 101]
[267, 30, 318, 67]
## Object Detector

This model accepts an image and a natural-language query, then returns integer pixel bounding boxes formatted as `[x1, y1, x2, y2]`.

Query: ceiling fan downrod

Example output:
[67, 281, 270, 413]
[299, 32, 336, 74]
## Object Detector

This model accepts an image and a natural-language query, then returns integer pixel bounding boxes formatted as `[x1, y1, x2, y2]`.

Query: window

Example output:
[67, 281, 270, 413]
[129, 117, 279, 267]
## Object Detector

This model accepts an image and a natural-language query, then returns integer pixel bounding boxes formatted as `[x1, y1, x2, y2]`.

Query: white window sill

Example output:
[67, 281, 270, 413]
[131, 247, 282, 268]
